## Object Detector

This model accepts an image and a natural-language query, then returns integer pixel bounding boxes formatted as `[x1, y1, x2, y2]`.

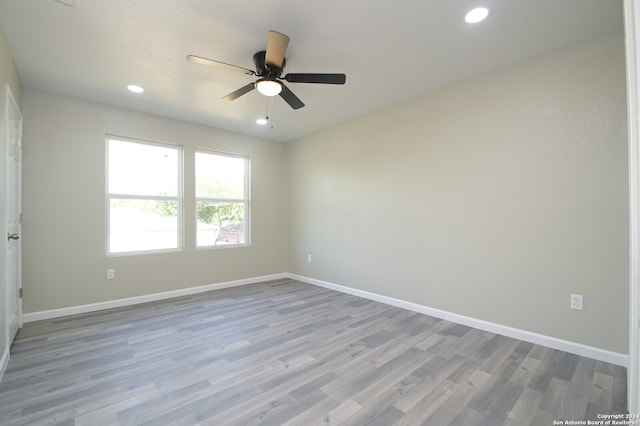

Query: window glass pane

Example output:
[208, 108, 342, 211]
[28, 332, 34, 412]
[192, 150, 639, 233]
[110, 199, 178, 253]
[195, 153, 244, 199]
[109, 139, 178, 196]
[196, 202, 245, 246]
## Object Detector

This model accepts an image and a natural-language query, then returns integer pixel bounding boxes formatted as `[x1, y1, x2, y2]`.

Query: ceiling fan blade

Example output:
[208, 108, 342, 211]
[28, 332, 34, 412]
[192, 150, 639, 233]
[279, 83, 305, 110]
[187, 55, 255, 75]
[222, 83, 255, 101]
[283, 73, 346, 84]
[265, 30, 290, 68]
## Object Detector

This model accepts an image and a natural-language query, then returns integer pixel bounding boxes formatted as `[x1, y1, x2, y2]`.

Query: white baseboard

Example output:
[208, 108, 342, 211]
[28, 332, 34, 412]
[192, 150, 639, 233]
[286, 273, 629, 367]
[20, 271, 628, 367]
[0, 347, 8, 383]
[22, 273, 288, 323]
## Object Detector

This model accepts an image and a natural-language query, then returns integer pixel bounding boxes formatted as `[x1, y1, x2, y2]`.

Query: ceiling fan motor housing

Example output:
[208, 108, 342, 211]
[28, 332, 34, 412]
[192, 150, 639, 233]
[253, 51, 285, 79]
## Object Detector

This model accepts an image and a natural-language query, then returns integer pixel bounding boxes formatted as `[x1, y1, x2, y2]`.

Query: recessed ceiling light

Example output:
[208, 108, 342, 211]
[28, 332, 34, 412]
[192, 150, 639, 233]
[465, 7, 489, 24]
[127, 84, 144, 93]
[53, 0, 79, 8]
[256, 118, 268, 125]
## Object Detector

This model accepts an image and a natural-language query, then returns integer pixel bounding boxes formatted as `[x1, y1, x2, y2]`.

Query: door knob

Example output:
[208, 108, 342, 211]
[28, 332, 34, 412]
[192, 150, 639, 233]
[7, 233, 19, 240]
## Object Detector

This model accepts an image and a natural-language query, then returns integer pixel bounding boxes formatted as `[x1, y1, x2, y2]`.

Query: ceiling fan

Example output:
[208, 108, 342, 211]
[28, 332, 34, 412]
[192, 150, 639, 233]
[187, 30, 346, 110]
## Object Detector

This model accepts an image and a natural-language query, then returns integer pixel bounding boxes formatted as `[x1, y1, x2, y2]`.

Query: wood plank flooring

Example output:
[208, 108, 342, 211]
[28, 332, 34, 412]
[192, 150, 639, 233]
[0, 278, 627, 425]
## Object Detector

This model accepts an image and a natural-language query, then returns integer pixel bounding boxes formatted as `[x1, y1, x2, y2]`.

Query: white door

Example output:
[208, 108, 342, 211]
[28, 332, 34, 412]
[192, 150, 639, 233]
[5, 85, 22, 345]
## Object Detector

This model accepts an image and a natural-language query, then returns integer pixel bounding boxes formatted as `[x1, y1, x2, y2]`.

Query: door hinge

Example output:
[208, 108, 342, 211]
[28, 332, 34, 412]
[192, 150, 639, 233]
[19, 288, 23, 298]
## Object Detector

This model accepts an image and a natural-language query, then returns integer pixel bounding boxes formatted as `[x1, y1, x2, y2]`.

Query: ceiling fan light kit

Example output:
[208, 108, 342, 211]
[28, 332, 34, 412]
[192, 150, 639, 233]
[187, 30, 346, 111]
[256, 79, 282, 97]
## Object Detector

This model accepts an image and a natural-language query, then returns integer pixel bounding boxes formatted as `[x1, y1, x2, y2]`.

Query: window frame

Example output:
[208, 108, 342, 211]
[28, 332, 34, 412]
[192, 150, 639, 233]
[195, 149, 250, 249]
[106, 135, 184, 256]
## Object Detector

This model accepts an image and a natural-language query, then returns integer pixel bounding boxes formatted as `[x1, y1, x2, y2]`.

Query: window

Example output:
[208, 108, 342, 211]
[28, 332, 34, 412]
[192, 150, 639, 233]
[107, 136, 182, 254]
[196, 150, 249, 247]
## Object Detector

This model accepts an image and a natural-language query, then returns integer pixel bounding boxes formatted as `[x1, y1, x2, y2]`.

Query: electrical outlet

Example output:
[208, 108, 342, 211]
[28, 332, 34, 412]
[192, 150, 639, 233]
[107, 268, 115, 280]
[570, 294, 583, 310]
[307, 254, 312, 263]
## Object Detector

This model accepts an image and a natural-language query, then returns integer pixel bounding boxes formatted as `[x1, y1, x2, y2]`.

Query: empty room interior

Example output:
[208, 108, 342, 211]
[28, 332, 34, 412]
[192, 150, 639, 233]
[0, 0, 639, 424]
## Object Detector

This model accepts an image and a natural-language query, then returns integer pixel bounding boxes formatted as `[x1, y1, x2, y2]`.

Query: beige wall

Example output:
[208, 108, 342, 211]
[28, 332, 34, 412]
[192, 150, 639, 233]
[0, 23, 22, 369]
[285, 32, 629, 354]
[21, 90, 285, 313]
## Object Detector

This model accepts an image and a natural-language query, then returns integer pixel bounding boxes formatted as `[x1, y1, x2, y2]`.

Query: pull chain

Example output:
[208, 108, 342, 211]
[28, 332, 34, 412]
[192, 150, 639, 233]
[268, 96, 275, 130]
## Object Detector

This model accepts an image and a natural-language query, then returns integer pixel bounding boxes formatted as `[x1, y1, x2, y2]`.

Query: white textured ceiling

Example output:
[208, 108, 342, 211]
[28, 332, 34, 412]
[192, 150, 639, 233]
[0, 0, 624, 142]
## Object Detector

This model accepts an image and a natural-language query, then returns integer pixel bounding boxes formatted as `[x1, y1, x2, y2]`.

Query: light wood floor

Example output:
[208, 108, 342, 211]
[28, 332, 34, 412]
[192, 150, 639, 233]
[0, 278, 627, 425]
